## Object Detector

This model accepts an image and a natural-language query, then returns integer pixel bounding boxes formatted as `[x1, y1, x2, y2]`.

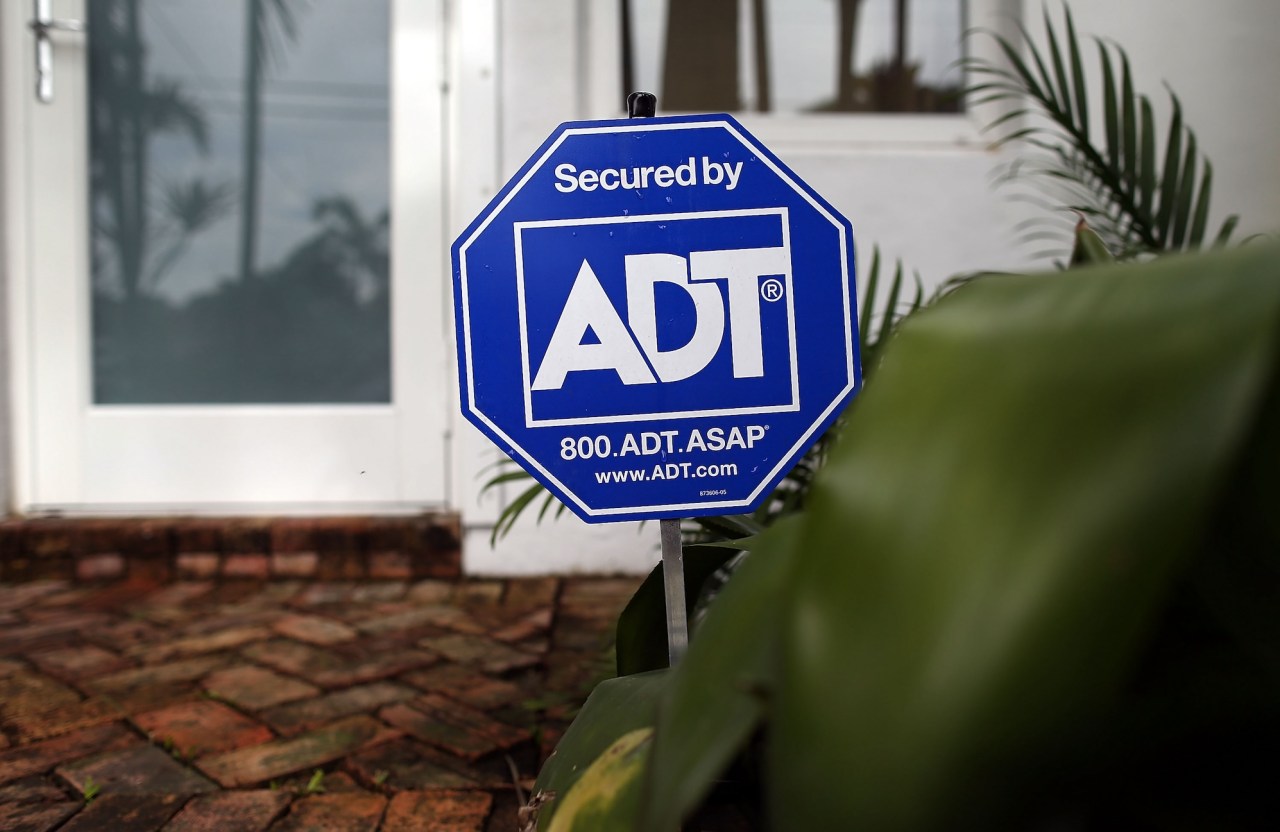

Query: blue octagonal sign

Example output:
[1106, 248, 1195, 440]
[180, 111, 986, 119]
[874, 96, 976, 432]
[452, 114, 861, 523]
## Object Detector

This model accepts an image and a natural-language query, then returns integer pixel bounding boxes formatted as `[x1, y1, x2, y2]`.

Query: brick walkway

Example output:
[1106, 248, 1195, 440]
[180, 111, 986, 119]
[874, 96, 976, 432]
[0, 576, 639, 831]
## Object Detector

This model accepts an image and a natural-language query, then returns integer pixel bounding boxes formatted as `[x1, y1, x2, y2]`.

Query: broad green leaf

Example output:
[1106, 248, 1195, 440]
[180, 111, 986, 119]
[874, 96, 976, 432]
[615, 545, 743, 677]
[535, 673, 667, 830]
[769, 243, 1280, 830]
[546, 728, 652, 832]
[638, 517, 801, 832]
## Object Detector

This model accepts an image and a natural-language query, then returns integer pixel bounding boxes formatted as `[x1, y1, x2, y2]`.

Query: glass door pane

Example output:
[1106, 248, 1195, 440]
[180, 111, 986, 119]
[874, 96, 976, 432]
[88, 0, 391, 404]
[627, 0, 964, 114]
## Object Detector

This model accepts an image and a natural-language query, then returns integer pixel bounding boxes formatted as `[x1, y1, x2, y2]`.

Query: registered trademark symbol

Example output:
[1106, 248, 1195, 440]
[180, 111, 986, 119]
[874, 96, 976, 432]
[760, 278, 784, 302]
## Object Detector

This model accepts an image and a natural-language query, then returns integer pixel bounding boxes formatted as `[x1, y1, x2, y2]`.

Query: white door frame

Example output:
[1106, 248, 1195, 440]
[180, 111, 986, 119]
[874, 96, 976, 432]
[2, 0, 473, 515]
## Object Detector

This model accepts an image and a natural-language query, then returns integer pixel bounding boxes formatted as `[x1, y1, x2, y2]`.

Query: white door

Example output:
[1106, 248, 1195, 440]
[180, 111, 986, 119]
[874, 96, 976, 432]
[4, 0, 450, 513]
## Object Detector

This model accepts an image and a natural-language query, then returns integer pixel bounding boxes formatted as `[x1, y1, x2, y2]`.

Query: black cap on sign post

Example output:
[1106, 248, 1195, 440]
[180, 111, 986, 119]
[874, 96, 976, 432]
[625, 91, 688, 666]
[627, 91, 657, 119]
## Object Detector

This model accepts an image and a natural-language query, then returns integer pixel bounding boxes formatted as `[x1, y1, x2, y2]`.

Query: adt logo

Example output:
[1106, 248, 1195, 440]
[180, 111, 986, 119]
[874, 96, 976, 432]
[516, 209, 799, 427]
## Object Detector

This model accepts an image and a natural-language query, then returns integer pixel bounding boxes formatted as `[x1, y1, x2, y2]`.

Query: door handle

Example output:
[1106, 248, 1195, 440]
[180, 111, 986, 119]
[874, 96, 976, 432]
[30, 0, 86, 104]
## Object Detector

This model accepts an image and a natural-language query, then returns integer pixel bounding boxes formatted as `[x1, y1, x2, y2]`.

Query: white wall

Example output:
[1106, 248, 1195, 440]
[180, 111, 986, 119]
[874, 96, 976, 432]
[457, 0, 664, 576]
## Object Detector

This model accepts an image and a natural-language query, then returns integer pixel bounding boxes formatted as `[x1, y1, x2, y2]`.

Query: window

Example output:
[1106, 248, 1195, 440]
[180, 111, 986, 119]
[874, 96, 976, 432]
[623, 0, 966, 116]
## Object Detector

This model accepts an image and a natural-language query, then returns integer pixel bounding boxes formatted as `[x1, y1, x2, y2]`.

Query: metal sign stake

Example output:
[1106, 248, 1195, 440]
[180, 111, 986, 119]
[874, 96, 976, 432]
[627, 91, 689, 665]
[659, 517, 689, 664]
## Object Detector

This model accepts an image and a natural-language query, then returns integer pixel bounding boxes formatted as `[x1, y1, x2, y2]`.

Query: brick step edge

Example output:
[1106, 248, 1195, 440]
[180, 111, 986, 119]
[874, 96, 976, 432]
[0, 514, 461, 583]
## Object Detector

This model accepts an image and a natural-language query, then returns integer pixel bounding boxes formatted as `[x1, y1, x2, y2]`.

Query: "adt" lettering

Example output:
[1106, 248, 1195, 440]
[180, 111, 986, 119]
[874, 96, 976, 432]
[531, 246, 790, 391]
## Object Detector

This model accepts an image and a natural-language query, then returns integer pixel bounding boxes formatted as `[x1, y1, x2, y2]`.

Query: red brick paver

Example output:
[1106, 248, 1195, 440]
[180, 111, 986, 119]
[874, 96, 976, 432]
[134, 700, 274, 758]
[57, 744, 217, 797]
[204, 665, 321, 710]
[196, 715, 399, 788]
[0, 799, 79, 832]
[273, 793, 387, 832]
[164, 790, 292, 832]
[0, 723, 140, 785]
[0, 574, 635, 830]
[384, 790, 492, 832]
[58, 793, 185, 832]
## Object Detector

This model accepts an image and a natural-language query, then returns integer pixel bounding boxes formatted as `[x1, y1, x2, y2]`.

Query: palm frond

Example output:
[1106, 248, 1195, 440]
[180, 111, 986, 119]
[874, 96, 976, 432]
[968, 3, 1238, 257]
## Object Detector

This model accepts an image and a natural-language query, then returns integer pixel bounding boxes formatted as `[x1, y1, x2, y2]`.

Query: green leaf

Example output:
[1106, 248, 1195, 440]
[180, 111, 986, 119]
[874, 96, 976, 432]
[1138, 96, 1157, 217]
[546, 728, 653, 832]
[1154, 93, 1184, 243]
[858, 245, 881, 356]
[768, 242, 1280, 829]
[490, 480, 548, 545]
[687, 514, 763, 542]
[1064, 4, 1089, 138]
[536, 490, 561, 523]
[1188, 159, 1215, 249]
[1043, 6, 1074, 121]
[1069, 218, 1115, 266]
[879, 259, 905, 345]
[1213, 214, 1240, 248]
[614, 545, 743, 677]
[1097, 40, 1120, 170]
[1012, 20, 1059, 111]
[638, 517, 801, 832]
[1170, 130, 1198, 248]
[992, 26, 1053, 108]
[482, 470, 537, 489]
[1121, 50, 1137, 186]
[980, 107, 1033, 135]
[535, 673, 667, 830]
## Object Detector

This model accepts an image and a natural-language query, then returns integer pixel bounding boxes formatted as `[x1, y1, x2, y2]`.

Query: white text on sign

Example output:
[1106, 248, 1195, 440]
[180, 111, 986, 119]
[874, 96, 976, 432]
[558, 425, 768, 461]
[530, 247, 789, 391]
[554, 156, 744, 193]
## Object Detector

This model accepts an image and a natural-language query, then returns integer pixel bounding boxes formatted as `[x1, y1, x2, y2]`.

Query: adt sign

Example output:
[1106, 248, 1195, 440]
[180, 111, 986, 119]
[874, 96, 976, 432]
[453, 114, 861, 523]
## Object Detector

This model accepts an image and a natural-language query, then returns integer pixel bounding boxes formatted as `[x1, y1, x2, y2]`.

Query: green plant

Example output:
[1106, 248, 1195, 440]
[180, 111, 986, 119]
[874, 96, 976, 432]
[530, 7, 1272, 828]
[967, 4, 1238, 259]
[534, 240, 1280, 830]
[82, 777, 101, 804]
[304, 769, 326, 795]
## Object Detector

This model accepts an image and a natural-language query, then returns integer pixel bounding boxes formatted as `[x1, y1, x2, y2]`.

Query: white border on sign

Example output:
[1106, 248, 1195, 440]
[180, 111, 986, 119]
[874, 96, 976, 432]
[514, 208, 800, 428]
[457, 119, 856, 518]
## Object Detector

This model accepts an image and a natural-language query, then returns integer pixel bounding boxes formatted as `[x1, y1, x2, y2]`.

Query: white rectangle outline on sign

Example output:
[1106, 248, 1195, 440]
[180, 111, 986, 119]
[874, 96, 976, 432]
[514, 208, 800, 429]
[456, 119, 857, 518]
